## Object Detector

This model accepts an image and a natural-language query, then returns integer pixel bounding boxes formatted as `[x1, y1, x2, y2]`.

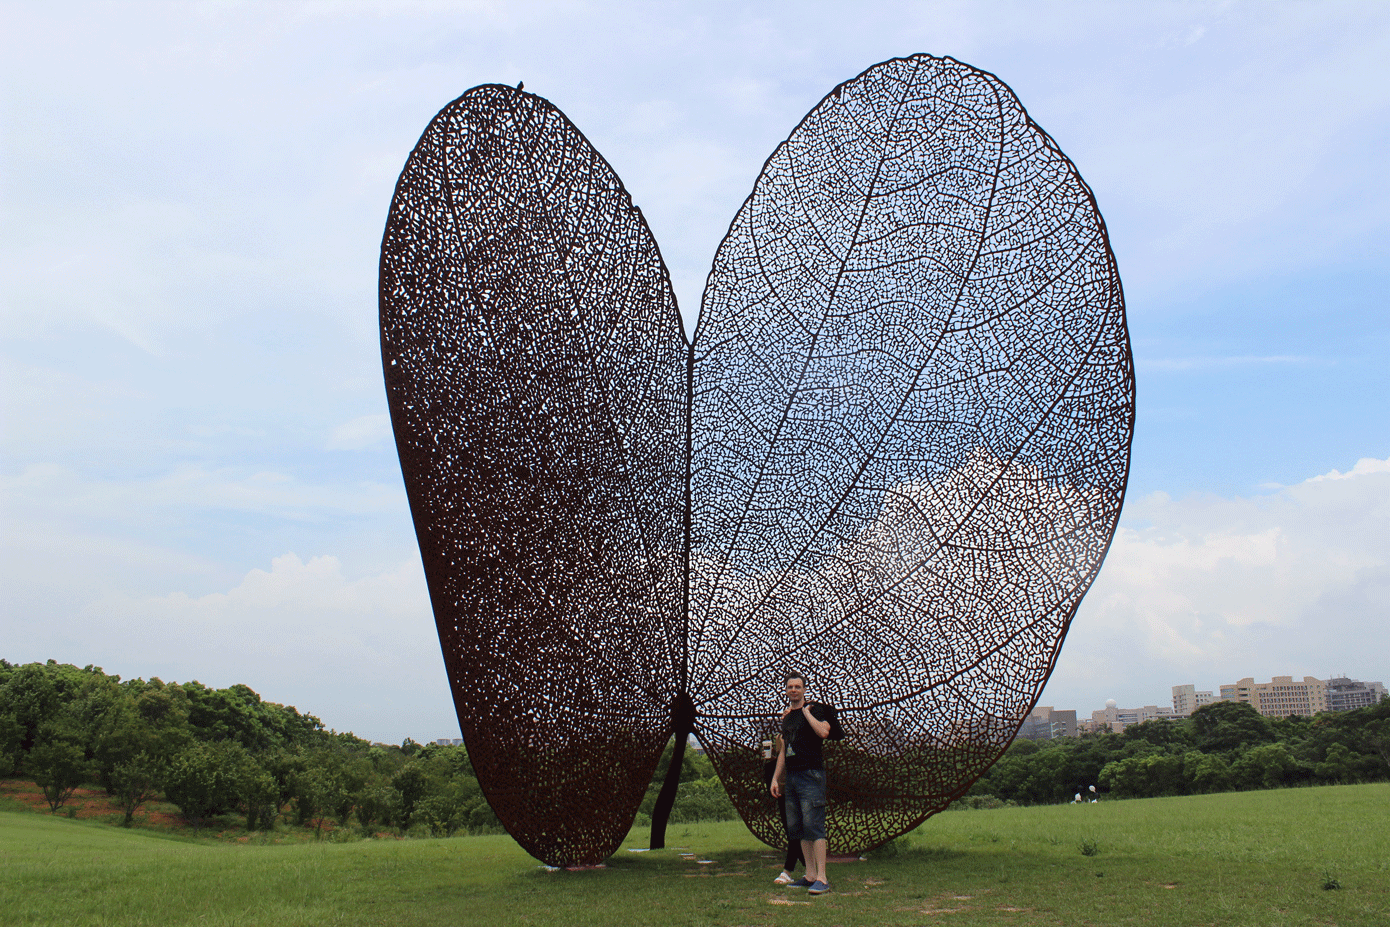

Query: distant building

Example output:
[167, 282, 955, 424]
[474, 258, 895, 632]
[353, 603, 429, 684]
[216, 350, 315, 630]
[1219, 676, 1327, 718]
[1086, 700, 1174, 733]
[1325, 677, 1388, 712]
[1179, 675, 1384, 719]
[1219, 680, 1248, 703]
[1018, 706, 1078, 740]
[1171, 684, 1214, 717]
[435, 738, 463, 746]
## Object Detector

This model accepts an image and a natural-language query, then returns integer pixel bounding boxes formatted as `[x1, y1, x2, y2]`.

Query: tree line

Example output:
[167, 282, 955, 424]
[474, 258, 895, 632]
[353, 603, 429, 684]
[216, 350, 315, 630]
[0, 659, 734, 834]
[963, 698, 1390, 806]
[6, 660, 1385, 834]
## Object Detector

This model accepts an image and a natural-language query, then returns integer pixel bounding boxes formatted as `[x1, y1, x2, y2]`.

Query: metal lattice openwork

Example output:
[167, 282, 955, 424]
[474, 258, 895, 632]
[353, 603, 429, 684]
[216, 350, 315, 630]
[380, 54, 1134, 867]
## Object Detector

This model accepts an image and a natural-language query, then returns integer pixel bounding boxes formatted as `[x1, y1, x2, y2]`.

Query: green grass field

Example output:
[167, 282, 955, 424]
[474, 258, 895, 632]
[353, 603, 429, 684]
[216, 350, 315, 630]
[3, 783, 1386, 926]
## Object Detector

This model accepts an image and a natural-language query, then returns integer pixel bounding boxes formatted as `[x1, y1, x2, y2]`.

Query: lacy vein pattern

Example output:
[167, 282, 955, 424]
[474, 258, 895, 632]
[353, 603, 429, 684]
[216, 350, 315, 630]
[380, 86, 688, 866]
[380, 55, 1135, 867]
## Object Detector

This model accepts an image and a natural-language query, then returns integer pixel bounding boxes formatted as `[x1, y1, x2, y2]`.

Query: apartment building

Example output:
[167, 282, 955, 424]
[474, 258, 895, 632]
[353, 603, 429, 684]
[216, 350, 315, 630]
[1032, 673, 1386, 743]
[1325, 677, 1388, 711]
[1221, 676, 1327, 718]
[1018, 706, 1078, 741]
[1171, 684, 1215, 717]
[1086, 700, 1174, 733]
[1175, 675, 1385, 719]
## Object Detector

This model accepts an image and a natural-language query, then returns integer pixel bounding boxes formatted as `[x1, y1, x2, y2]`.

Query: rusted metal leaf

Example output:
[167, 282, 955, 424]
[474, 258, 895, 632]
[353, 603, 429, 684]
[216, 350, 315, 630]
[380, 54, 1134, 866]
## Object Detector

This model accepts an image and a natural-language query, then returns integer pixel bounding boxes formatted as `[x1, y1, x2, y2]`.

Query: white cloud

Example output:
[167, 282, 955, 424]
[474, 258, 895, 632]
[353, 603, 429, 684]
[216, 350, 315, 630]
[75, 553, 452, 743]
[1306, 456, 1390, 482]
[2, 463, 403, 523]
[0, 463, 419, 666]
[1041, 457, 1390, 712]
[327, 413, 392, 450]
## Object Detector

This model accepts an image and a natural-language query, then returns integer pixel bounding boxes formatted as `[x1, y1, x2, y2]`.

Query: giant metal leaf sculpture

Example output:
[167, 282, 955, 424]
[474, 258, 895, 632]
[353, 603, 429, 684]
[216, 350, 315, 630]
[380, 54, 1134, 867]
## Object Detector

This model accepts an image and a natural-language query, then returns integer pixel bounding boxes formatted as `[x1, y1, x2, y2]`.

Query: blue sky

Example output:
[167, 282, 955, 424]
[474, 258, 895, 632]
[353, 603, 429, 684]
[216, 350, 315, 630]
[2, 1, 1387, 741]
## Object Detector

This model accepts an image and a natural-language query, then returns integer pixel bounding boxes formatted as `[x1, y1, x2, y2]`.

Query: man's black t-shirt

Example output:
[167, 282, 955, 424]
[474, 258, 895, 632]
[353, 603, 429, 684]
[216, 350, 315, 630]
[780, 703, 844, 771]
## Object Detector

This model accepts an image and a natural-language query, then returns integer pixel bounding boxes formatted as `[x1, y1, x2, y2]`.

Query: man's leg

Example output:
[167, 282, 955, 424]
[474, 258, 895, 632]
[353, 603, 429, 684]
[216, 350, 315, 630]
[803, 769, 829, 889]
[795, 783, 818, 881]
[808, 838, 827, 884]
[783, 778, 811, 886]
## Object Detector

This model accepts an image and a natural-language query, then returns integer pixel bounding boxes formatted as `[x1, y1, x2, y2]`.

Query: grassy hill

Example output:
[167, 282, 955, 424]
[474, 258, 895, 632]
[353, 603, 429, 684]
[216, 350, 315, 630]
[3, 782, 1386, 926]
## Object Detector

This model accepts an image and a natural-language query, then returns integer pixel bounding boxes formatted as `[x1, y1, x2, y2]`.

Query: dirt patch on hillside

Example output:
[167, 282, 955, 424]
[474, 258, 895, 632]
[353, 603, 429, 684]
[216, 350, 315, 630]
[3, 778, 185, 829]
[1, 778, 352, 841]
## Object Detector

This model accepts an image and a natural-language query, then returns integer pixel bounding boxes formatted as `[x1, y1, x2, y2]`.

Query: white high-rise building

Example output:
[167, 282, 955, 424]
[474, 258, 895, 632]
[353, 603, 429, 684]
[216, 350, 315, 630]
[1220, 676, 1327, 718]
[1087, 699, 1174, 733]
[1175, 675, 1385, 719]
[1171, 684, 1215, 717]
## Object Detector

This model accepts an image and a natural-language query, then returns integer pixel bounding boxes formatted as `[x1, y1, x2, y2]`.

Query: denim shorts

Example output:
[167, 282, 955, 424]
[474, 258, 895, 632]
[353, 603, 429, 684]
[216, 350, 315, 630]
[784, 768, 827, 842]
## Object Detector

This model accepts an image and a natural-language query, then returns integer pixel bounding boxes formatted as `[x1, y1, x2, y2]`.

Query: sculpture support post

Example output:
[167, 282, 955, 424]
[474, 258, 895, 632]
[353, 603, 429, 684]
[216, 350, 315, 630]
[649, 693, 697, 849]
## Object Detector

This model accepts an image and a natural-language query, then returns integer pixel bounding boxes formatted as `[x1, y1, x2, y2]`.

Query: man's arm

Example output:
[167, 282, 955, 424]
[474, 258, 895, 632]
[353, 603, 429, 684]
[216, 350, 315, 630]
[802, 703, 831, 739]
[770, 736, 786, 797]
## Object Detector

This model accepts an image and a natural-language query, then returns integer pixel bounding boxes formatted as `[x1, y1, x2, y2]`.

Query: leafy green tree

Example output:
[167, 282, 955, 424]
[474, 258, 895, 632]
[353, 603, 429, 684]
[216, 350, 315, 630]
[1123, 718, 1194, 751]
[669, 776, 738, 822]
[91, 694, 141, 789]
[101, 679, 195, 781]
[234, 761, 280, 832]
[326, 754, 371, 827]
[164, 742, 240, 829]
[1183, 750, 1232, 793]
[353, 780, 401, 832]
[109, 751, 164, 827]
[391, 762, 428, 831]
[290, 764, 328, 830]
[413, 792, 465, 836]
[1230, 742, 1302, 790]
[468, 800, 501, 830]
[1361, 707, 1390, 775]
[1, 662, 65, 757]
[1098, 752, 1184, 798]
[1314, 743, 1361, 783]
[1191, 701, 1274, 754]
[971, 748, 1033, 803]
[259, 748, 305, 821]
[30, 733, 91, 813]
[1097, 755, 1137, 797]
[1014, 746, 1082, 804]
[132, 678, 187, 724]
[414, 771, 491, 836]
[364, 743, 411, 777]
[292, 744, 373, 832]
[1063, 739, 1117, 794]
[67, 669, 130, 757]
[0, 711, 22, 776]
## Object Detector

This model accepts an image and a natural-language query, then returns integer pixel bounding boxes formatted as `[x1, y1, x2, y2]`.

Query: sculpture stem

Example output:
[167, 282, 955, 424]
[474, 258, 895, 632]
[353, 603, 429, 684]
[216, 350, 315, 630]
[650, 693, 696, 849]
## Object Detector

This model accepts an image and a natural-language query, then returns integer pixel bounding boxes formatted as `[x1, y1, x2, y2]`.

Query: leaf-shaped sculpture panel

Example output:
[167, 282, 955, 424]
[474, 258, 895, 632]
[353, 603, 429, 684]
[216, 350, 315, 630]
[689, 55, 1134, 854]
[379, 86, 688, 866]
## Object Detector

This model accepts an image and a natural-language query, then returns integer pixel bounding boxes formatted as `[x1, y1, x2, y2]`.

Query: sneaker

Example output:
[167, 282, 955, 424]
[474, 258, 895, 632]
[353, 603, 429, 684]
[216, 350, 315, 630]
[807, 880, 830, 895]
[788, 877, 814, 888]
[773, 871, 795, 885]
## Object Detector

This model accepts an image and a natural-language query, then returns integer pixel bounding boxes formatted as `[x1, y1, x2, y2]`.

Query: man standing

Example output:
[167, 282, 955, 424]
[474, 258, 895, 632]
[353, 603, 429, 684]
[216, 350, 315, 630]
[770, 671, 843, 895]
